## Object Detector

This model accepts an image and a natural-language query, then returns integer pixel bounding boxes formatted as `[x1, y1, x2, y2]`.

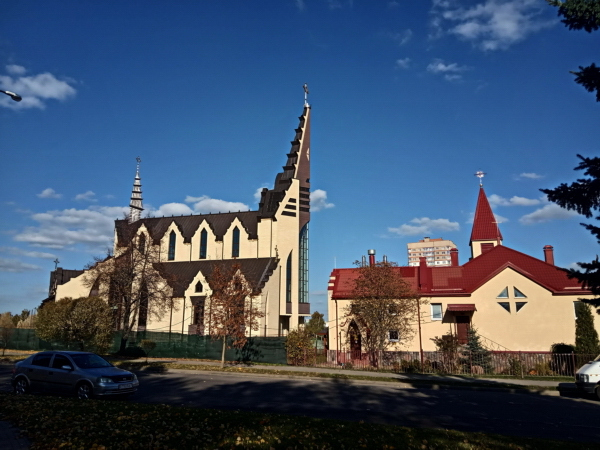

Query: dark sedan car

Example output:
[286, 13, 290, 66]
[12, 351, 139, 399]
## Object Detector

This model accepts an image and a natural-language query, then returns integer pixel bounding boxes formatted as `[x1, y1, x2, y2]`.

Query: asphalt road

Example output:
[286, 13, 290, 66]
[2, 366, 600, 444]
[128, 369, 600, 444]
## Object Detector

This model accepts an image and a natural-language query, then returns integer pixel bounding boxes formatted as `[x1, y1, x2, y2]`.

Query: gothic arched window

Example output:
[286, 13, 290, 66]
[168, 230, 176, 261]
[232, 227, 240, 258]
[200, 229, 207, 259]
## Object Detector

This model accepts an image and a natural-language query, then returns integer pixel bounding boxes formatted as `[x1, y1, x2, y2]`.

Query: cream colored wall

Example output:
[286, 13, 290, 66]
[160, 224, 187, 262]
[470, 240, 500, 258]
[327, 267, 600, 352]
[273, 179, 301, 322]
[221, 218, 258, 260]
[55, 272, 90, 300]
[189, 222, 218, 261]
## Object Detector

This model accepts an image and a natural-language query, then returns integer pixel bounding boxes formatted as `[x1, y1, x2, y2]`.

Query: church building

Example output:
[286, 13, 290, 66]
[53, 97, 312, 337]
[328, 181, 600, 352]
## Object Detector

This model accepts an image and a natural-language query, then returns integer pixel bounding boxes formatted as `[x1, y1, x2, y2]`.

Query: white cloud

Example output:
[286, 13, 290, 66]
[6, 65, 26, 75]
[427, 58, 469, 80]
[295, 0, 305, 11]
[74, 191, 97, 202]
[388, 29, 413, 46]
[0, 258, 41, 273]
[37, 188, 62, 199]
[185, 195, 249, 214]
[0, 65, 77, 110]
[13, 206, 127, 249]
[155, 203, 194, 217]
[431, 0, 553, 51]
[488, 194, 541, 207]
[395, 58, 411, 69]
[389, 217, 459, 236]
[518, 172, 543, 179]
[0, 246, 56, 259]
[310, 189, 334, 212]
[519, 204, 579, 225]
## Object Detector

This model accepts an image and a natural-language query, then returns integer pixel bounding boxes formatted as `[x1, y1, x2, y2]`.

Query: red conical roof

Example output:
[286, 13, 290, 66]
[470, 186, 503, 243]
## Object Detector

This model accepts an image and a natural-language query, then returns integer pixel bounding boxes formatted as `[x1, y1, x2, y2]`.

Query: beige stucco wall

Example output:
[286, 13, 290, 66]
[55, 272, 90, 300]
[328, 267, 600, 352]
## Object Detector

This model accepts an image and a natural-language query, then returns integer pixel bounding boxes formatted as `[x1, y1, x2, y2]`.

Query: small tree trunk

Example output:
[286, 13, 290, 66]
[221, 336, 227, 368]
[119, 337, 128, 353]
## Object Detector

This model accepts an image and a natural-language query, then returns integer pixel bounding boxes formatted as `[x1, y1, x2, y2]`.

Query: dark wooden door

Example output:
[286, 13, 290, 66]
[456, 315, 471, 344]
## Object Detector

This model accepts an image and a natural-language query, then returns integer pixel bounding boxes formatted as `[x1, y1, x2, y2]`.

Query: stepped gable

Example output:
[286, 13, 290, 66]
[259, 106, 311, 221]
[157, 257, 278, 297]
[115, 211, 260, 247]
[470, 186, 503, 243]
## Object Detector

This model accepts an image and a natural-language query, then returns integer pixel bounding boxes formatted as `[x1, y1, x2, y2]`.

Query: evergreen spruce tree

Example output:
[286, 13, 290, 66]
[461, 327, 493, 374]
[575, 301, 600, 356]
[542, 1, 600, 308]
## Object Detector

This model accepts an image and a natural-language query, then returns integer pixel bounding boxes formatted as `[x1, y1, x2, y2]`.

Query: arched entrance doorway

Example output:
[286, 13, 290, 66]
[348, 321, 362, 360]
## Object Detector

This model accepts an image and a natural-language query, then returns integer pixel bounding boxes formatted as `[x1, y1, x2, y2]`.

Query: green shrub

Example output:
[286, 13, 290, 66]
[508, 357, 523, 377]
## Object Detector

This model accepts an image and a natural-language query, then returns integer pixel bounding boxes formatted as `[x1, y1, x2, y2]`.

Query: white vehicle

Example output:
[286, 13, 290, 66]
[575, 354, 600, 399]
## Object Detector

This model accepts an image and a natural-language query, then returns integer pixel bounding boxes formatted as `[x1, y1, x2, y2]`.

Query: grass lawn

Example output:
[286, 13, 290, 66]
[0, 392, 593, 449]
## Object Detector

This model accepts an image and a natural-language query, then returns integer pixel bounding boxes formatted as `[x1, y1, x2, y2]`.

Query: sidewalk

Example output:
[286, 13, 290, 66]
[130, 357, 576, 394]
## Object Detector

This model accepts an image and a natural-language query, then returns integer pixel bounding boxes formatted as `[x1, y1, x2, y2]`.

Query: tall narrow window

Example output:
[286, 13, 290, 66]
[200, 229, 207, 259]
[286, 252, 292, 303]
[168, 230, 176, 261]
[138, 233, 146, 254]
[299, 224, 309, 304]
[232, 227, 240, 258]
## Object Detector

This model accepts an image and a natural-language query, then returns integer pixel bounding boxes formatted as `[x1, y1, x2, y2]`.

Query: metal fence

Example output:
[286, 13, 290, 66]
[1, 328, 288, 365]
[293, 349, 594, 378]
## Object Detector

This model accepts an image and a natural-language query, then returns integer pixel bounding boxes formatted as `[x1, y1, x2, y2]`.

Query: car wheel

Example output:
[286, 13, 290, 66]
[14, 378, 29, 395]
[76, 382, 93, 400]
[595, 385, 600, 401]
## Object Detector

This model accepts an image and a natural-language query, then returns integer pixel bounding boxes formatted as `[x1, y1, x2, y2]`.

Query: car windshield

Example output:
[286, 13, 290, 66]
[70, 353, 112, 369]
[594, 354, 600, 362]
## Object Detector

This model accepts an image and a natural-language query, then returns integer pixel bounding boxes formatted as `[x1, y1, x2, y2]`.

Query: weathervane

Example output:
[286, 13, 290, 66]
[136, 156, 141, 170]
[303, 83, 309, 106]
[475, 170, 486, 186]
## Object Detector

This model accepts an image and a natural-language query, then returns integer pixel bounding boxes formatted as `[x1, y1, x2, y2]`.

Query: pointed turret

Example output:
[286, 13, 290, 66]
[470, 185, 502, 258]
[129, 157, 143, 223]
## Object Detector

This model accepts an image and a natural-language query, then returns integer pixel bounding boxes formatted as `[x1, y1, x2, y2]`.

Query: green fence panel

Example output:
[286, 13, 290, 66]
[1, 328, 287, 364]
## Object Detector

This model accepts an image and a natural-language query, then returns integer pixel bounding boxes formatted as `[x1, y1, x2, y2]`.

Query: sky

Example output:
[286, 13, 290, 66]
[0, 0, 598, 320]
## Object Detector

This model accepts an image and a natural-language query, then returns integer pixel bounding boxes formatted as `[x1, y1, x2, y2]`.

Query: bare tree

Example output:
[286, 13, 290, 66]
[347, 260, 424, 367]
[205, 264, 265, 368]
[84, 224, 176, 352]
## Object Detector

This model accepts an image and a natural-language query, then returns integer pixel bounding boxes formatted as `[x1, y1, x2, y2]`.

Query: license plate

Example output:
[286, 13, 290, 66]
[119, 383, 133, 389]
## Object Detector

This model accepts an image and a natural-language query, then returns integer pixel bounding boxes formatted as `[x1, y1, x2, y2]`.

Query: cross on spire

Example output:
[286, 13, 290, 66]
[303, 83, 309, 106]
[475, 170, 486, 186]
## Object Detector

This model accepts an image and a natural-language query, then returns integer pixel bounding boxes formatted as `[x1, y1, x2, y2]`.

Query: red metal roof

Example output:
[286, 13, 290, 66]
[470, 186, 503, 243]
[329, 245, 591, 299]
[447, 304, 476, 311]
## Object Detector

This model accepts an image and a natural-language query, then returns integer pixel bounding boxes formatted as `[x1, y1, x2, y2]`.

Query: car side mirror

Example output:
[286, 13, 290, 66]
[61, 365, 73, 371]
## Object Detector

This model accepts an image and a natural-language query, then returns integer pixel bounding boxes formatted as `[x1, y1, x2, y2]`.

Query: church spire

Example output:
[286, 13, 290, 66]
[470, 175, 502, 258]
[129, 157, 143, 223]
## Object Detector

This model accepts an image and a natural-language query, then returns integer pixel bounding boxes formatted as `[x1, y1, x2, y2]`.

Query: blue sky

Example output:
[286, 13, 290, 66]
[1, 0, 598, 319]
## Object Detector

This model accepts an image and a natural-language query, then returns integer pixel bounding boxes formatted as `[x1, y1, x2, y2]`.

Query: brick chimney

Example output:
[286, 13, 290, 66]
[450, 248, 459, 266]
[368, 249, 376, 266]
[543, 245, 554, 265]
[419, 257, 432, 293]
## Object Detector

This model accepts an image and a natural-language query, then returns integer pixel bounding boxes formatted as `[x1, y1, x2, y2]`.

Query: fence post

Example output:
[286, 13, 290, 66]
[520, 351, 524, 379]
